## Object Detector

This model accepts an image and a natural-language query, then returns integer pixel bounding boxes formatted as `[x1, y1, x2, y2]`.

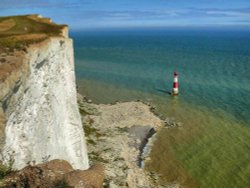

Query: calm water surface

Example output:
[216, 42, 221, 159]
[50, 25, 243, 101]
[71, 29, 250, 188]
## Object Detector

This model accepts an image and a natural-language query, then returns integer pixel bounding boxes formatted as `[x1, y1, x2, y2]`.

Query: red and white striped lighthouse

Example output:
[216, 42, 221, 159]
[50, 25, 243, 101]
[172, 71, 179, 95]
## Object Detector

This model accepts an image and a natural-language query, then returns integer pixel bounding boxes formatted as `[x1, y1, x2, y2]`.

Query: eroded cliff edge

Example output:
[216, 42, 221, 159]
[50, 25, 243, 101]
[0, 15, 89, 170]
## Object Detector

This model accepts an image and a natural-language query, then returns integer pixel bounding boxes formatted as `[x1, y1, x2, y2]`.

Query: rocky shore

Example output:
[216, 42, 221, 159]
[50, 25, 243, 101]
[78, 94, 167, 187]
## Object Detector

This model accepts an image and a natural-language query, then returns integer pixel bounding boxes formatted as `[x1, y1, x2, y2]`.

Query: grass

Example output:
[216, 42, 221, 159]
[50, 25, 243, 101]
[0, 19, 16, 32]
[79, 108, 92, 116]
[0, 15, 67, 52]
[82, 117, 102, 138]
[0, 160, 14, 179]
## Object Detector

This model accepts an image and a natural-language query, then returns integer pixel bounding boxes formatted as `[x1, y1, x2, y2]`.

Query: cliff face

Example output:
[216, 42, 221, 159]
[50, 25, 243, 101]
[0, 15, 89, 170]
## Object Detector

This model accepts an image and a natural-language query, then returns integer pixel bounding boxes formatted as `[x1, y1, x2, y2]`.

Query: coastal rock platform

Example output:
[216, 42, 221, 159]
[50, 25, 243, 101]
[78, 94, 167, 187]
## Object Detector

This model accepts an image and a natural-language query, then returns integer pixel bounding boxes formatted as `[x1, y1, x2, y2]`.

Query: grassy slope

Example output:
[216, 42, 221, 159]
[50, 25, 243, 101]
[0, 15, 67, 52]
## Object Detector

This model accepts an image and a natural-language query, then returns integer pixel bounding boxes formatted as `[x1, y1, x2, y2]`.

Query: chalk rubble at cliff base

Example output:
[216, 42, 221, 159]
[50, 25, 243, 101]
[78, 94, 179, 188]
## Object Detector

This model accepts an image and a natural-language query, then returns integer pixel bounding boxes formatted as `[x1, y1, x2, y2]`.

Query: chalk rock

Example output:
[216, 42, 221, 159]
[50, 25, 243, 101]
[0, 26, 88, 170]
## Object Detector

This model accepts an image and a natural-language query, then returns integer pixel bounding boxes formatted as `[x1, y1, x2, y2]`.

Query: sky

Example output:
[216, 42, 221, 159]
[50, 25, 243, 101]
[0, 0, 250, 30]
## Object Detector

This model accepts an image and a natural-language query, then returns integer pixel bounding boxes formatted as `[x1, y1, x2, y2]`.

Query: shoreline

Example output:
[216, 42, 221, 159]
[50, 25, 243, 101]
[77, 93, 175, 187]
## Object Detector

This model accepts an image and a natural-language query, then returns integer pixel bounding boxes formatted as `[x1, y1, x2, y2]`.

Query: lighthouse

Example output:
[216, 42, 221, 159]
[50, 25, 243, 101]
[172, 71, 179, 96]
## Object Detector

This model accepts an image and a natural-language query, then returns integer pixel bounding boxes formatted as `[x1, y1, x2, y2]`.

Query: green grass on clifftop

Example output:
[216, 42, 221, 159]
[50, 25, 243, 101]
[0, 15, 67, 52]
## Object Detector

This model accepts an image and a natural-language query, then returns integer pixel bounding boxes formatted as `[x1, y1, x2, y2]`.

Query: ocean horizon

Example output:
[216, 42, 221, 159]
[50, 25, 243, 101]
[71, 28, 250, 187]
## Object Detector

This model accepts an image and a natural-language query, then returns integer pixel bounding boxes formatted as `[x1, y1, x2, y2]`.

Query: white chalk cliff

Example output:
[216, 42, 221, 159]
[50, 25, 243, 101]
[0, 23, 89, 170]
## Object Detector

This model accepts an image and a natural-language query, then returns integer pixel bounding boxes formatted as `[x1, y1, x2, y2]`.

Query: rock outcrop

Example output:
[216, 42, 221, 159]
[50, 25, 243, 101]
[0, 15, 89, 170]
[0, 159, 104, 188]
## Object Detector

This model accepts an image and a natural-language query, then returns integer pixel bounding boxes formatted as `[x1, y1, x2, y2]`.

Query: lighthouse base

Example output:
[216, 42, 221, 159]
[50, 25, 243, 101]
[171, 92, 179, 96]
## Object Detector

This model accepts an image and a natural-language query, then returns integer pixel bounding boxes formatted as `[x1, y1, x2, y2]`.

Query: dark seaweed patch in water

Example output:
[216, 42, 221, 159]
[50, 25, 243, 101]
[138, 128, 156, 167]
[128, 125, 156, 167]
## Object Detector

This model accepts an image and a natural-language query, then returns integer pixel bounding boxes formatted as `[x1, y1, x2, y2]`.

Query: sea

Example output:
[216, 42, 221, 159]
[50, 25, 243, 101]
[71, 29, 250, 188]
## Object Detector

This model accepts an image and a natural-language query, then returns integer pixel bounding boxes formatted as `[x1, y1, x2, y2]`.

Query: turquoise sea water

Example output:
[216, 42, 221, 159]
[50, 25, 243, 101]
[71, 29, 250, 187]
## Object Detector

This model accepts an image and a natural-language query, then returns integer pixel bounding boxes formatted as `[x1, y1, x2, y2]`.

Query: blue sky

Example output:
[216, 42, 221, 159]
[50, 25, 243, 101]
[0, 0, 250, 30]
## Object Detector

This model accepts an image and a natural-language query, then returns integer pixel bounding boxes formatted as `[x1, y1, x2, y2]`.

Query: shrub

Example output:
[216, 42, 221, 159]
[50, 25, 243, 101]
[0, 159, 14, 179]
